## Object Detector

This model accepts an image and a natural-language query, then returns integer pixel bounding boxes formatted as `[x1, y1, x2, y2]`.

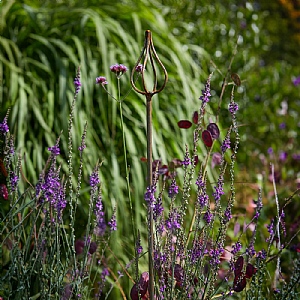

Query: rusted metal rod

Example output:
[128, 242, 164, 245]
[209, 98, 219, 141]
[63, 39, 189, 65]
[131, 30, 168, 300]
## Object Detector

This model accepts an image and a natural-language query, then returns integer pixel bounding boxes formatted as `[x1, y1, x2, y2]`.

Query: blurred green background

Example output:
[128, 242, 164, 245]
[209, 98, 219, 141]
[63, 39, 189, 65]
[1, 0, 300, 298]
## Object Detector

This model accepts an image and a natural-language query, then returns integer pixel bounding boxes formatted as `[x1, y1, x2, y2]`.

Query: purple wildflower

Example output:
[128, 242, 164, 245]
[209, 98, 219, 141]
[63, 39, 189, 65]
[108, 208, 117, 231]
[199, 75, 211, 104]
[196, 176, 209, 208]
[136, 237, 143, 255]
[10, 172, 19, 192]
[8, 137, 15, 155]
[0, 116, 9, 133]
[196, 175, 205, 188]
[190, 240, 204, 263]
[144, 185, 156, 207]
[266, 219, 275, 243]
[203, 211, 213, 224]
[182, 147, 191, 166]
[280, 210, 286, 237]
[168, 179, 179, 198]
[231, 241, 242, 255]
[209, 245, 223, 266]
[135, 63, 144, 73]
[153, 195, 164, 221]
[36, 164, 66, 220]
[256, 249, 267, 260]
[94, 194, 106, 236]
[221, 136, 231, 153]
[293, 75, 300, 86]
[110, 63, 128, 78]
[74, 77, 81, 94]
[279, 151, 287, 162]
[228, 101, 239, 114]
[267, 147, 273, 155]
[96, 76, 108, 85]
[197, 193, 209, 208]
[90, 169, 100, 188]
[95, 268, 110, 298]
[213, 179, 224, 203]
[224, 206, 232, 222]
[48, 145, 60, 156]
[165, 210, 181, 231]
[246, 244, 256, 257]
[279, 122, 286, 129]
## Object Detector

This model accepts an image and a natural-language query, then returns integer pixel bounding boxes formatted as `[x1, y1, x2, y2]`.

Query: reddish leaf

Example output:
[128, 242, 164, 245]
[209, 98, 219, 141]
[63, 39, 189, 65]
[178, 120, 192, 129]
[234, 256, 244, 276]
[231, 73, 241, 86]
[207, 123, 220, 139]
[0, 184, 8, 200]
[233, 275, 246, 292]
[245, 263, 257, 279]
[0, 158, 8, 177]
[192, 111, 198, 124]
[202, 130, 213, 147]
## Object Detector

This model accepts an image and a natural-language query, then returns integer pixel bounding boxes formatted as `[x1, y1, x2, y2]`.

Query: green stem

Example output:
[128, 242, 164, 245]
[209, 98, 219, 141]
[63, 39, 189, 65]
[117, 79, 136, 243]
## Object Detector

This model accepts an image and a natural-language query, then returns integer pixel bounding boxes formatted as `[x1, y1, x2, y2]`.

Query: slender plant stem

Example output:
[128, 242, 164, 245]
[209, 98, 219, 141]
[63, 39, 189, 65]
[117, 79, 136, 243]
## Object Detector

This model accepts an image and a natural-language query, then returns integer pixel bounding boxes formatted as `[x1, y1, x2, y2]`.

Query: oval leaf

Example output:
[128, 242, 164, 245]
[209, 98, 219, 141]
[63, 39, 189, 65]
[231, 73, 241, 86]
[234, 256, 244, 276]
[178, 120, 192, 129]
[202, 130, 213, 147]
[245, 263, 257, 278]
[192, 111, 198, 124]
[207, 123, 220, 139]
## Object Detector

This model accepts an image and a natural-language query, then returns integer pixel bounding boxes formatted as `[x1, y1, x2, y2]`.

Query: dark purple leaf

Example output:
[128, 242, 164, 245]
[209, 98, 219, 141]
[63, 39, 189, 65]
[207, 123, 220, 139]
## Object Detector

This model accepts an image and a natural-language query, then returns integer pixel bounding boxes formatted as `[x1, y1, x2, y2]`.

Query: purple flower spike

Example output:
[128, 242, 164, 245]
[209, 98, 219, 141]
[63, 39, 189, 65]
[221, 136, 231, 153]
[74, 77, 81, 94]
[48, 145, 60, 156]
[199, 75, 211, 104]
[0, 116, 9, 134]
[108, 208, 117, 231]
[228, 101, 239, 114]
[90, 169, 100, 187]
[168, 179, 179, 198]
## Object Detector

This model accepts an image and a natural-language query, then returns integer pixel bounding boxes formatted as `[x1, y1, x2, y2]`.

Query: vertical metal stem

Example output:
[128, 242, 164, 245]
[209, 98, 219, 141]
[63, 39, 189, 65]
[131, 30, 168, 300]
[146, 95, 154, 299]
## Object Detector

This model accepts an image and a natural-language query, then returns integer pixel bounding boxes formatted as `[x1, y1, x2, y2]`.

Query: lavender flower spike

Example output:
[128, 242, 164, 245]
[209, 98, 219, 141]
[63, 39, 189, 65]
[199, 74, 212, 104]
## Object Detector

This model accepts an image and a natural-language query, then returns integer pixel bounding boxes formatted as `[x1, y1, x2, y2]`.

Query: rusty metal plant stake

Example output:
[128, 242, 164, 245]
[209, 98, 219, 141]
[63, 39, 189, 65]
[131, 30, 168, 299]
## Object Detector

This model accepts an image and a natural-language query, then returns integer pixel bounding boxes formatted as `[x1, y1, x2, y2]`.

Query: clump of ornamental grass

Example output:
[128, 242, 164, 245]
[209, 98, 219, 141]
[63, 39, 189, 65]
[0, 68, 120, 299]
